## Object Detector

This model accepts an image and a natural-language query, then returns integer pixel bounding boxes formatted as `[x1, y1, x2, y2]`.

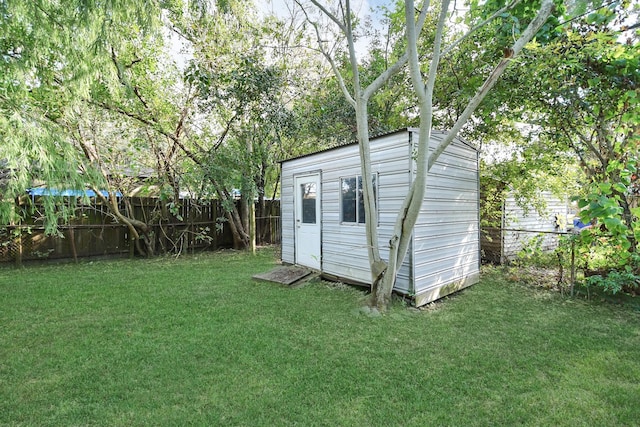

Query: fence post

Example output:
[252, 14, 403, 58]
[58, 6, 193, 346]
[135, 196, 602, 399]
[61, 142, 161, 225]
[249, 200, 256, 255]
[570, 238, 575, 296]
[212, 200, 217, 249]
[15, 226, 22, 267]
[128, 231, 135, 259]
[11, 199, 22, 267]
[69, 226, 78, 263]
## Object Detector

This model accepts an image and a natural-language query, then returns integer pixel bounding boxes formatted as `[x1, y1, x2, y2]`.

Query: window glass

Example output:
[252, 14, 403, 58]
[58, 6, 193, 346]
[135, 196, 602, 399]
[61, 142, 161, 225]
[341, 177, 357, 223]
[301, 182, 316, 224]
[357, 176, 365, 223]
[341, 174, 376, 224]
[357, 175, 377, 223]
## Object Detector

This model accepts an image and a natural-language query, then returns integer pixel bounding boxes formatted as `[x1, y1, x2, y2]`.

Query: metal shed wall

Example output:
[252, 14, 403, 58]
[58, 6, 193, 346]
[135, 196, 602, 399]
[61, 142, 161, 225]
[281, 130, 414, 288]
[412, 132, 480, 304]
[322, 131, 416, 286]
[281, 128, 480, 304]
[502, 192, 569, 262]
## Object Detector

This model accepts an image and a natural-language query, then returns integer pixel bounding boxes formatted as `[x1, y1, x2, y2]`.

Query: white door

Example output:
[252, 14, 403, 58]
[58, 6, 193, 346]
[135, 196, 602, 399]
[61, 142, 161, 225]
[295, 174, 321, 270]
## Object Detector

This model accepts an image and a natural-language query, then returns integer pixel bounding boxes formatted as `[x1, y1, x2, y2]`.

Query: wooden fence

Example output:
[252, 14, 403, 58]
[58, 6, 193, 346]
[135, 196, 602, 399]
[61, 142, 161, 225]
[0, 197, 280, 264]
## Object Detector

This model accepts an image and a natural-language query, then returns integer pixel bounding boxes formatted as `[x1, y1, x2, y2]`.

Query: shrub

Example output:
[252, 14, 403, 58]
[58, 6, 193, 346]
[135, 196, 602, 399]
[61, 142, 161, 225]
[585, 268, 640, 295]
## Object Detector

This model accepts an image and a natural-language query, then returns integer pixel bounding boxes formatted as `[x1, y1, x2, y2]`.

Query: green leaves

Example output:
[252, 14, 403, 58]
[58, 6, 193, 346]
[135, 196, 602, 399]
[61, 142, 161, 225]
[492, 0, 640, 271]
[597, 182, 612, 194]
[0, 0, 168, 228]
[613, 183, 628, 194]
[575, 172, 637, 269]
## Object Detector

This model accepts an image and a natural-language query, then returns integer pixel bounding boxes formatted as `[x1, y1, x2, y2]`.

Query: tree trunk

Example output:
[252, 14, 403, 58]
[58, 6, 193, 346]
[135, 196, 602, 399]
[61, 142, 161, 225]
[305, 0, 554, 311]
[370, 0, 556, 310]
[227, 201, 250, 249]
[615, 190, 637, 252]
[226, 208, 247, 249]
[370, 0, 448, 310]
[261, 173, 280, 243]
[94, 189, 154, 257]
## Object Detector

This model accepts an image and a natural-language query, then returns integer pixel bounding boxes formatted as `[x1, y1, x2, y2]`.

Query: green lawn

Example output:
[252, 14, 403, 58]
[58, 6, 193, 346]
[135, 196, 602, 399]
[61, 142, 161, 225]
[1, 248, 639, 426]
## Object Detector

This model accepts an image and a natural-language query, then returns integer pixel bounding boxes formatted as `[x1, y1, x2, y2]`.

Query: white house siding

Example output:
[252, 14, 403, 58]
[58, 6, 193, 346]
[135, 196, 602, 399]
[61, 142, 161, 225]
[280, 128, 480, 305]
[501, 192, 569, 262]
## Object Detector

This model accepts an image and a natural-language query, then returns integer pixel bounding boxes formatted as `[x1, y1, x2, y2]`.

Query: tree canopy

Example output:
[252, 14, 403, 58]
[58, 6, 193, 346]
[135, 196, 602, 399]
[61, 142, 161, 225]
[1, 0, 322, 250]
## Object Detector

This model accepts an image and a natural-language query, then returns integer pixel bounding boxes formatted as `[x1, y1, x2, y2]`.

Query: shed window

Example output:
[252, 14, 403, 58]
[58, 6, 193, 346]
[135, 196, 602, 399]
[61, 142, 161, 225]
[341, 174, 377, 224]
[300, 182, 317, 224]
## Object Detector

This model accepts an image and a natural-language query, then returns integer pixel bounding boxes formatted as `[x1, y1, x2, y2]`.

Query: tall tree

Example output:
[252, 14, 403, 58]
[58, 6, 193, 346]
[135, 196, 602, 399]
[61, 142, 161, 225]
[0, 0, 170, 245]
[176, 1, 316, 249]
[1, 0, 310, 253]
[299, 0, 556, 310]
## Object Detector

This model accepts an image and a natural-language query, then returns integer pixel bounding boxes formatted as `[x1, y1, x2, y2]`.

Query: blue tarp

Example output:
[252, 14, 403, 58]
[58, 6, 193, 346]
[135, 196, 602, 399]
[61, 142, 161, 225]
[26, 188, 123, 198]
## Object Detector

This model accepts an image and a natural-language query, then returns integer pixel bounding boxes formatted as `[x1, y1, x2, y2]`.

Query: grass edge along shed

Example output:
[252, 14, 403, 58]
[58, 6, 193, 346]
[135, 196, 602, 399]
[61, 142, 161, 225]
[280, 128, 481, 306]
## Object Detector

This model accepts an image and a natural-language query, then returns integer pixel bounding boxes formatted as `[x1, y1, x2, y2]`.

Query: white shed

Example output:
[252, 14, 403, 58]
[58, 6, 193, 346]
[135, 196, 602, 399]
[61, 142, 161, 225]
[280, 128, 480, 306]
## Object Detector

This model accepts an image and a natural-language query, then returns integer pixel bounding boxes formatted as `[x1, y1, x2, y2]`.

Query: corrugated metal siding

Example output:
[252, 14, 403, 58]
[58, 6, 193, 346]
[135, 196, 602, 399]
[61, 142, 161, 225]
[281, 128, 480, 303]
[412, 133, 480, 298]
[280, 164, 295, 265]
[281, 131, 414, 287]
[317, 131, 414, 286]
[502, 193, 569, 261]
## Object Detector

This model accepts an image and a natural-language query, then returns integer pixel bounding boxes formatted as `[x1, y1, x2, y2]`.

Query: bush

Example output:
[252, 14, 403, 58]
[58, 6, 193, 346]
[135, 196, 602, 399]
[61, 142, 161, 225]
[585, 268, 640, 295]
[557, 232, 640, 296]
[514, 234, 558, 268]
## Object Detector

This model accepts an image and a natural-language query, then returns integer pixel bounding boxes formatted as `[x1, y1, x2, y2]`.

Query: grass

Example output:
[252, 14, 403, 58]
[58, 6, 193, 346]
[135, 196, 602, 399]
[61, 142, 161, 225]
[1, 248, 639, 426]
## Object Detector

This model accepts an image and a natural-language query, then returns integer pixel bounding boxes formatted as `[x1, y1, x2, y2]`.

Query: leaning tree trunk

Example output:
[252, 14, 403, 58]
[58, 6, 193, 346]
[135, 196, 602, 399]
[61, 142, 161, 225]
[225, 207, 249, 249]
[371, 0, 556, 310]
[615, 190, 637, 253]
[371, 0, 448, 310]
[217, 189, 249, 249]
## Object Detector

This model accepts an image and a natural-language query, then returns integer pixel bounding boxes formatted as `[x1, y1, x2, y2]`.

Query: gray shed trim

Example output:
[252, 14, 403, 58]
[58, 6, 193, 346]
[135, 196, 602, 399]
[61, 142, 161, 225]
[279, 127, 478, 164]
[281, 128, 480, 305]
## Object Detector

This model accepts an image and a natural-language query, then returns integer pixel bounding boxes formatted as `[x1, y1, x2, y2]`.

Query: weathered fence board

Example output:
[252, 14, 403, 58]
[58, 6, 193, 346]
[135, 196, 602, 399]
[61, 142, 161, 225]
[1, 198, 280, 263]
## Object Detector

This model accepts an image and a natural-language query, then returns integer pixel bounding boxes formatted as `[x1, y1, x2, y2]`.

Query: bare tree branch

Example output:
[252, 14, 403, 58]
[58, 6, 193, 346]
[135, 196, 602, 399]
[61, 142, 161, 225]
[308, 0, 347, 32]
[296, 0, 356, 107]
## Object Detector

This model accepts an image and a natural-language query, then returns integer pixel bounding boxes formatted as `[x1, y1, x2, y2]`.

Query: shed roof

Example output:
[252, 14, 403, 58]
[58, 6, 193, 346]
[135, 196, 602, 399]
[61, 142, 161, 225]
[280, 127, 478, 164]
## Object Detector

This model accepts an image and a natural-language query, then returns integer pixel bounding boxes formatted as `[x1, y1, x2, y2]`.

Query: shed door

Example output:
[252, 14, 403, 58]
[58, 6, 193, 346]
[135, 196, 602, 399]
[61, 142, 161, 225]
[295, 174, 321, 270]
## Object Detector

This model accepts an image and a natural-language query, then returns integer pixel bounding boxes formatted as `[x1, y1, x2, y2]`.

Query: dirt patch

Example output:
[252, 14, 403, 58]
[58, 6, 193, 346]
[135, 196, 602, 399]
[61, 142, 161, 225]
[505, 266, 563, 290]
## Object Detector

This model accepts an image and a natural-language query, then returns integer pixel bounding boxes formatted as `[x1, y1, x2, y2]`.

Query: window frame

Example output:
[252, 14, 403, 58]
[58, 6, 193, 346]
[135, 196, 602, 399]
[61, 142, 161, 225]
[339, 173, 378, 225]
